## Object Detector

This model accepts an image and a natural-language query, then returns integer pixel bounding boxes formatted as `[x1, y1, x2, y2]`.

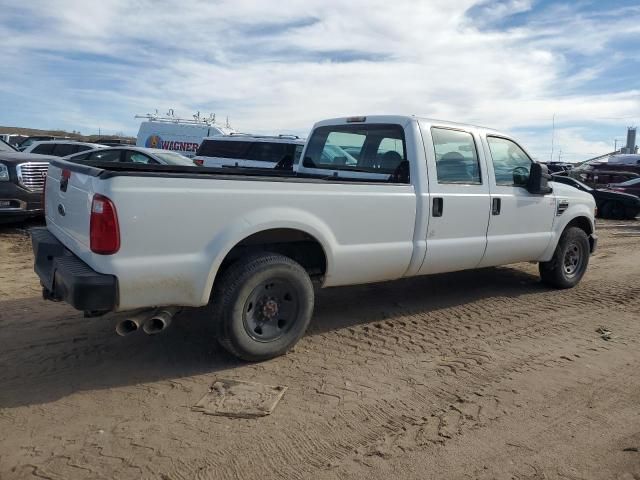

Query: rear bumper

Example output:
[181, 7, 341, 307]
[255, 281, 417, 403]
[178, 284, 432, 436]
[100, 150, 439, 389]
[31, 227, 118, 313]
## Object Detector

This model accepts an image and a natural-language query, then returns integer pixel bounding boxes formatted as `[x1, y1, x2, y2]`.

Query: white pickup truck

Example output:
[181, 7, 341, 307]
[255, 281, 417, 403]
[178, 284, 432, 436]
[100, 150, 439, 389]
[32, 115, 597, 361]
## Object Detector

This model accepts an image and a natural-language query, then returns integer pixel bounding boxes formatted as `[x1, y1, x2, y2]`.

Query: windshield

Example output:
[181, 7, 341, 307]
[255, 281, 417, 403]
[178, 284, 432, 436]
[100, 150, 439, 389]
[0, 139, 17, 152]
[19, 138, 44, 149]
[154, 151, 197, 166]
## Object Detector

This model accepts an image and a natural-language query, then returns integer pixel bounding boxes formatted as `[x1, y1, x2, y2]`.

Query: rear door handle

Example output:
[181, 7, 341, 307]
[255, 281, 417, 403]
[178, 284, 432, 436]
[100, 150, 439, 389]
[492, 197, 501, 215]
[433, 197, 443, 217]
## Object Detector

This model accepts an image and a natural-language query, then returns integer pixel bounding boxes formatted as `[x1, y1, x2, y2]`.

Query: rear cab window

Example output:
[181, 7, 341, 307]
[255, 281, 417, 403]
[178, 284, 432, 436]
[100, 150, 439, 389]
[302, 124, 409, 183]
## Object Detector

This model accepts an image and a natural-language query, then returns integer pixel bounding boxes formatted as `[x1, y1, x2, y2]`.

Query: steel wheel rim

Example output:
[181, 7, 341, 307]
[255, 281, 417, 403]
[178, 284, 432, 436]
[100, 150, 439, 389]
[563, 241, 584, 278]
[242, 277, 300, 342]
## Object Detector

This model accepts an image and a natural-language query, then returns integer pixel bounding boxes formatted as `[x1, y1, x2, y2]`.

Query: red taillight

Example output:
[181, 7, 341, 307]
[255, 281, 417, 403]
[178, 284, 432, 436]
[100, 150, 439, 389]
[90, 194, 120, 254]
[193, 158, 204, 166]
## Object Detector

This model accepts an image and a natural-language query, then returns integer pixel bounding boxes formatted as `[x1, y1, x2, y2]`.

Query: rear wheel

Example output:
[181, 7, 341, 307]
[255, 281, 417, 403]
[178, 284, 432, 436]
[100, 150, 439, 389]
[212, 253, 314, 361]
[601, 201, 625, 219]
[539, 227, 590, 289]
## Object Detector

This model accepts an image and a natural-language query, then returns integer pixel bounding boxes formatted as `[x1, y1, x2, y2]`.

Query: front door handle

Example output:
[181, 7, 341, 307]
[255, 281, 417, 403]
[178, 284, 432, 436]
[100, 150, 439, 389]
[492, 198, 501, 215]
[433, 197, 443, 217]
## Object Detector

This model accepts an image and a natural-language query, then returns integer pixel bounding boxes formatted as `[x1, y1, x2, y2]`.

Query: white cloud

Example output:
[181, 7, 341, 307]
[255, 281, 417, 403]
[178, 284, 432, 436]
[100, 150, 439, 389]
[0, 0, 638, 162]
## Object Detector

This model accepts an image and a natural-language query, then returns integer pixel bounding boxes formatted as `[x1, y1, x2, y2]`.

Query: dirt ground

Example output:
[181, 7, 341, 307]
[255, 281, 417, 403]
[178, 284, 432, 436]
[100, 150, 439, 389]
[1, 219, 639, 480]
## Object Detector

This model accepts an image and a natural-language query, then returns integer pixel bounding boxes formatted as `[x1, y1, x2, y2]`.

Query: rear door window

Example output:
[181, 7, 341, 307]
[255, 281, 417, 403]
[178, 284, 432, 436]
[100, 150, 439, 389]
[32, 144, 55, 155]
[246, 142, 287, 163]
[87, 150, 122, 162]
[52, 143, 77, 157]
[431, 128, 481, 184]
[124, 151, 157, 164]
[76, 145, 94, 152]
[196, 140, 252, 158]
[70, 152, 90, 161]
[303, 124, 407, 177]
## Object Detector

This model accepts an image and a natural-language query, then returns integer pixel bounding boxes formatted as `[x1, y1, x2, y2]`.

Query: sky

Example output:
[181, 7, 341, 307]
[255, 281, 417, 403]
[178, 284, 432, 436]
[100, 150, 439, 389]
[0, 0, 639, 162]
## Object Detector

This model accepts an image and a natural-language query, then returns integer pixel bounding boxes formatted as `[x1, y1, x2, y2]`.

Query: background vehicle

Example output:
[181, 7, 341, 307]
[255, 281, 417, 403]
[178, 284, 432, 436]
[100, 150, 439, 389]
[65, 146, 197, 166]
[605, 154, 640, 166]
[568, 162, 640, 187]
[0, 134, 28, 147]
[23, 140, 106, 157]
[552, 174, 640, 220]
[135, 112, 234, 158]
[194, 134, 305, 169]
[608, 177, 640, 198]
[544, 162, 574, 174]
[17, 135, 58, 151]
[33, 115, 597, 361]
[0, 139, 54, 222]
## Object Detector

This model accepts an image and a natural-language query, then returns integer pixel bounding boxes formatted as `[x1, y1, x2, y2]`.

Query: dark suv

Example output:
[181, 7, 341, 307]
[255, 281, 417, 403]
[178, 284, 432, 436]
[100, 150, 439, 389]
[0, 139, 54, 223]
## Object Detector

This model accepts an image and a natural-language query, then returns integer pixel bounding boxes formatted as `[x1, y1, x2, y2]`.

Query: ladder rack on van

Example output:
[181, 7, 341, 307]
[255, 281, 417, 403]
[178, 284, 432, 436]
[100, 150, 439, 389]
[135, 110, 229, 127]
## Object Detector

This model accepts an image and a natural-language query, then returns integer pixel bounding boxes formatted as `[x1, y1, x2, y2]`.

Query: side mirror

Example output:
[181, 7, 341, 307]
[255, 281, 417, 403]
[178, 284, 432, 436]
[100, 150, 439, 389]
[527, 162, 553, 195]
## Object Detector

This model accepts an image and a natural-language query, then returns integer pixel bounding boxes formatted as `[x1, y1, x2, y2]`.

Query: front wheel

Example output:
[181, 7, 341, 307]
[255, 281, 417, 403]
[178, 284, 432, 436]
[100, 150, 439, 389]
[212, 253, 314, 361]
[539, 227, 590, 289]
[624, 207, 639, 220]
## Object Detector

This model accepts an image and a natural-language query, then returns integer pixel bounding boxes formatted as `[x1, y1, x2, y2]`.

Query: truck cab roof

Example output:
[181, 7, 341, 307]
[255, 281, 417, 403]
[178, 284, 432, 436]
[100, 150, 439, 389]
[313, 115, 504, 135]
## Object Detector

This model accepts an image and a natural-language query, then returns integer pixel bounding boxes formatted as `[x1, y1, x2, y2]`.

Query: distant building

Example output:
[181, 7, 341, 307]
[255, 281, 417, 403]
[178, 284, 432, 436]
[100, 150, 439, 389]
[621, 127, 637, 154]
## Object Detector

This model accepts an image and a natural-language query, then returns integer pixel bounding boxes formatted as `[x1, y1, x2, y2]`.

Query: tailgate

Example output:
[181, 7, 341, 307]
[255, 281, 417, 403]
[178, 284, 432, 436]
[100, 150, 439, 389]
[45, 160, 99, 252]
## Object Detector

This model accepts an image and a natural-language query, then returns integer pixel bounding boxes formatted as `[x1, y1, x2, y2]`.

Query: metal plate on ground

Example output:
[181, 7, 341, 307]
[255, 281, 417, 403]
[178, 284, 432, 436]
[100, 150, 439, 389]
[193, 379, 287, 418]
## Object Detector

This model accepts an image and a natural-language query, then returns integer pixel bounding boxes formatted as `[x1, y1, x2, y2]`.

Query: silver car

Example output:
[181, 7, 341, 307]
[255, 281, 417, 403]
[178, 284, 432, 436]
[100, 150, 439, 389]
[65, 146, 197, 166]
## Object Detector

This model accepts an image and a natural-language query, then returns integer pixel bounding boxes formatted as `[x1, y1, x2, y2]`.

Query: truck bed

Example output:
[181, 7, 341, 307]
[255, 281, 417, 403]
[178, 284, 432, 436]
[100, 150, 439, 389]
[56, 159, 396, 185]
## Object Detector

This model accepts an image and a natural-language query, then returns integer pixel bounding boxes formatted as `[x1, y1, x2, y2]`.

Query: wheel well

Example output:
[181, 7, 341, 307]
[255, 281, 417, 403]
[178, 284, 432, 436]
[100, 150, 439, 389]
[566, 216, 593, 236]
[565, 216, 595, 251]
[216, 229, 327, 284]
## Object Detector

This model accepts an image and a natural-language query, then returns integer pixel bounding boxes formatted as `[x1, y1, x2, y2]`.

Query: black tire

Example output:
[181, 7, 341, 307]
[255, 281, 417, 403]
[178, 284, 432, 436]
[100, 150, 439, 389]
[611, 202, 626, 220]
[600, 201, 613, 218]
[212, 253, 314, 361]
[624, 208, 639, 220]
[539, 227, 590, 289]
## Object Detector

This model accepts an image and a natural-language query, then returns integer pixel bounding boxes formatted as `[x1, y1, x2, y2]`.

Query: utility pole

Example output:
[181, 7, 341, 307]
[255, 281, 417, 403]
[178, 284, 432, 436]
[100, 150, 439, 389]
[550, 113, 555, 163]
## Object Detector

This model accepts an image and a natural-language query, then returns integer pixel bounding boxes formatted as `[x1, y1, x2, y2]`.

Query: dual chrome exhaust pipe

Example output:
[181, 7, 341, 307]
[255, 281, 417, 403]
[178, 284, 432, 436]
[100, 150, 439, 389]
[115, 307, 181, 337]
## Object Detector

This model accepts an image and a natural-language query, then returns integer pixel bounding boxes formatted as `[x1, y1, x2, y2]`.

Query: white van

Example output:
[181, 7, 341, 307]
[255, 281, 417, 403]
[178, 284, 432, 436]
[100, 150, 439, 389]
[193, 134, 305, 170]
[135, 115, 234, 158]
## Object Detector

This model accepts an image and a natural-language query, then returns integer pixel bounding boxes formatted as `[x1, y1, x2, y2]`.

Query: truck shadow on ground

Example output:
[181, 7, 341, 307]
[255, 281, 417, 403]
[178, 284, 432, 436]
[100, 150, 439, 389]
[0, 265, 546, 409]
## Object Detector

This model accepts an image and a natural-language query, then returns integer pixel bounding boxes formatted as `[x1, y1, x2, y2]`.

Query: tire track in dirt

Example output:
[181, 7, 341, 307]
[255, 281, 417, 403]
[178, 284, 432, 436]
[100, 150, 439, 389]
[143, 269, 640, 479]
